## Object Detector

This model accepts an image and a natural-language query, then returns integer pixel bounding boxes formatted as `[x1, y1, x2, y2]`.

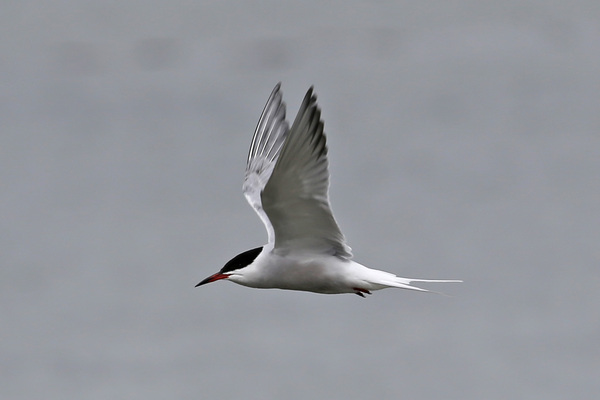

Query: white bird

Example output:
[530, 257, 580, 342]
[196, 84, 461, 297]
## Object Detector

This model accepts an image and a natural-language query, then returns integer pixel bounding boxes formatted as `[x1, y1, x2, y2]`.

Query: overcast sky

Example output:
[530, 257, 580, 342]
[2, 1, 599, 399]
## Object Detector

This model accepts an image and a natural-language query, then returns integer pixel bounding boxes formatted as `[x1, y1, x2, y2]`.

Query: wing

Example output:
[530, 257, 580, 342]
[261, 86, 352, 259]
[243, 83, 289, 244]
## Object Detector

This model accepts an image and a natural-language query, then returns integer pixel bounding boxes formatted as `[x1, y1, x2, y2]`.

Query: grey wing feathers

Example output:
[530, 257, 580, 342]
[243, 83, 289, 244]
[262, 87, 352, 259]
[247, 83, 288, 166]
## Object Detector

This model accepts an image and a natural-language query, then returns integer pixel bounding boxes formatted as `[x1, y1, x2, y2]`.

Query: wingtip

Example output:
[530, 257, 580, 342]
[271, 82, 282, 97]
[300, 86, 317, 111]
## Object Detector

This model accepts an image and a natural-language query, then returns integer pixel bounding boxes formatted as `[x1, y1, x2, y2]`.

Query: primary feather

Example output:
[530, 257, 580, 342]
[244, 84, 351, 258]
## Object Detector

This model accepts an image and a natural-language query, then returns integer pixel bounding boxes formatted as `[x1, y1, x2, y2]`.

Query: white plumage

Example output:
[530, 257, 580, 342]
[197, 84, 461, 297]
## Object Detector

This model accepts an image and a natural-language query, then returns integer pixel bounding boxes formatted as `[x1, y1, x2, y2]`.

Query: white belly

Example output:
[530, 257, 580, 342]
[231, 252, 363, 294]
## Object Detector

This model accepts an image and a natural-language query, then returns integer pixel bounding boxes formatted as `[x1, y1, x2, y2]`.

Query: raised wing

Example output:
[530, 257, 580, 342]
[243, 83, 289, 244]
[261, 87, 352, 259]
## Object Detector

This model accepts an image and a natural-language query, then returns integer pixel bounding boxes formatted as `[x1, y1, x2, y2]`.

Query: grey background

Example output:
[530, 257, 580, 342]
[2, 1, 599, 399]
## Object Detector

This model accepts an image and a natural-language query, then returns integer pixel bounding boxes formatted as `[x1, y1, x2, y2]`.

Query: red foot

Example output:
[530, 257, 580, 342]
[353, 287, 372, 297]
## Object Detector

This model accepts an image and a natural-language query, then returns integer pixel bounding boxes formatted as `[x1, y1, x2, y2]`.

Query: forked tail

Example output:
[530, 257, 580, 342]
[381, 276, 463, 293]
[353, 264, 462, 295]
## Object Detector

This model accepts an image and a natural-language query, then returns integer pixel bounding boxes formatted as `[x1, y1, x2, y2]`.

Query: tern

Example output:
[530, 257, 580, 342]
[196, 84, 461, 297]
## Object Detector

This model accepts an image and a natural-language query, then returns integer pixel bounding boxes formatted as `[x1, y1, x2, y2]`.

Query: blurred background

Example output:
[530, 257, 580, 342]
[2, 1, 599, 399]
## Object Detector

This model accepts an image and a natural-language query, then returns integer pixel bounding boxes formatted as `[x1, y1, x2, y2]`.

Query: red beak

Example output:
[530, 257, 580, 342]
[195, 272, 230, 287]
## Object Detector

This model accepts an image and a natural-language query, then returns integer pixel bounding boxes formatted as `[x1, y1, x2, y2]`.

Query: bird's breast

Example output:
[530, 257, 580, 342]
[241, 255, 356, 294]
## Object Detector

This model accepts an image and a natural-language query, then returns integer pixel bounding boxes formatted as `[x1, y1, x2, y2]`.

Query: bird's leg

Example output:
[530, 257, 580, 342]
[353, 288, 371, 297]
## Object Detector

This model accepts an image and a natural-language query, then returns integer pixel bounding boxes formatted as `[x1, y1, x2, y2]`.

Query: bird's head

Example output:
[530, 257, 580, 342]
[195, 246, 263, 287]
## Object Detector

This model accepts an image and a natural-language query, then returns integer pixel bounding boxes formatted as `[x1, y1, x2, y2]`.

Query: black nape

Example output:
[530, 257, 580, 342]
[221, 247, 263, 273]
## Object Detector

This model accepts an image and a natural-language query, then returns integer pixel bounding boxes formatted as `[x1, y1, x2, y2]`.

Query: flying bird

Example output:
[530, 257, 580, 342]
[196, 84, 461, 297]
